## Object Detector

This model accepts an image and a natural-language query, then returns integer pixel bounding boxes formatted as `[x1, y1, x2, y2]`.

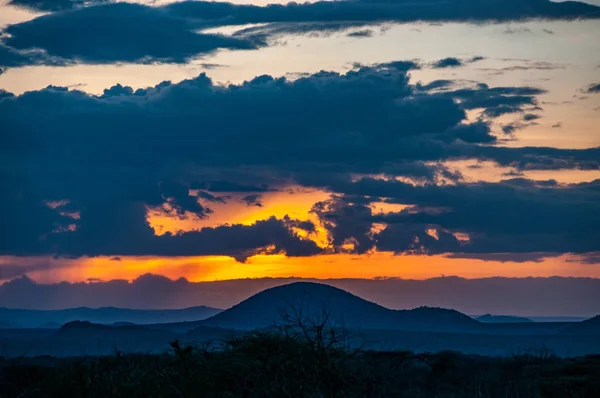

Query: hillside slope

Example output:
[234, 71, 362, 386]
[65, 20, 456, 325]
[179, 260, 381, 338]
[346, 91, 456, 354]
[200, 282, 481, 333]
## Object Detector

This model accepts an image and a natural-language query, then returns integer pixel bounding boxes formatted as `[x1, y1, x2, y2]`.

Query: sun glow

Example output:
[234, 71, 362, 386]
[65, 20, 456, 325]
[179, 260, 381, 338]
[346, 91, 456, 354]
[3, 252, 599, 285]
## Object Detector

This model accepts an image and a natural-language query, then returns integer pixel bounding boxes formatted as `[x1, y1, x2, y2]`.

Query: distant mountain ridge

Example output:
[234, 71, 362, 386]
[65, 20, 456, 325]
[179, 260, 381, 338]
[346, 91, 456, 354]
[0, 306, 222, 328]
[0, 283, 598, 357]
[566, 315, 600, 334]
[199, 282, 482, 333]
[3, 275, 599, 317]
[477, 314, 534, 323]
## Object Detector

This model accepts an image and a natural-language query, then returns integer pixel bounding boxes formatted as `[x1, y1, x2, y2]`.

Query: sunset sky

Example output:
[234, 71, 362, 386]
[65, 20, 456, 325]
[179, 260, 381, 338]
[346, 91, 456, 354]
[1, 0, 599, 288]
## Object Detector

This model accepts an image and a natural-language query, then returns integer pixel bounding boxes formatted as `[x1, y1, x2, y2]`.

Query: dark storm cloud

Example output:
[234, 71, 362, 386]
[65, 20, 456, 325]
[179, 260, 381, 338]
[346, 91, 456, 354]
[0, 44, 68, 69]
[2, 0, 598, 66]
[10, 0, 600, 20]
[474, 146, 600, 170]
[165, 0, 600, 30]
[8, 0, 109, 12]
[300, 177, 600, 257]
[0, 89, 14, 100]
[0, 44, 36, 68]
[0, 3, 261, 67]
[311, 199, 376, 254]
[1, 64, 598, 259]
[54, 201, 321, 260]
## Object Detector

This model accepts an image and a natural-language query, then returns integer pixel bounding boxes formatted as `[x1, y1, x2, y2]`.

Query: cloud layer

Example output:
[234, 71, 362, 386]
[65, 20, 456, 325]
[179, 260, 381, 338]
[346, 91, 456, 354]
[2, 0, 599, 67]
[1, 3, 262, 67]
[1, 62, 598, 261]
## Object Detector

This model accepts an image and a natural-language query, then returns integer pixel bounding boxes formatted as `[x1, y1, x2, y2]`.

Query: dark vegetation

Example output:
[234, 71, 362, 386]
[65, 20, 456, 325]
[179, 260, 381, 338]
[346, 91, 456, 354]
[1, 320, 599, 398]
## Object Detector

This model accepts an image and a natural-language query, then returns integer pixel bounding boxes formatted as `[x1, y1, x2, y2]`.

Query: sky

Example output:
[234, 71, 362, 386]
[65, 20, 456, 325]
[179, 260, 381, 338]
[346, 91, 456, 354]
[1, 0, 600, 305]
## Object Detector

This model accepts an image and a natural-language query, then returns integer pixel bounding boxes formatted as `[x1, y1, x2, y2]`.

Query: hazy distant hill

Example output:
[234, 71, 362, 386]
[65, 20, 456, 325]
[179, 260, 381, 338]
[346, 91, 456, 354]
[565, 315, 600, 334]
[200, 282, 482, 333]
[477, 314, 534, 323]
[0, 285, 598, 357]
[50, 321, 178, 355]
[4, 275, 599, 318]
[0, 306, 222, 328]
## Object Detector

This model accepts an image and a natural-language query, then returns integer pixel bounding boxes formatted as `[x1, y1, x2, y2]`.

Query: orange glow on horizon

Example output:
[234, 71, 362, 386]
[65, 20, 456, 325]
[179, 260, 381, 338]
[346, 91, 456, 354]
[2, 252, 599, 285]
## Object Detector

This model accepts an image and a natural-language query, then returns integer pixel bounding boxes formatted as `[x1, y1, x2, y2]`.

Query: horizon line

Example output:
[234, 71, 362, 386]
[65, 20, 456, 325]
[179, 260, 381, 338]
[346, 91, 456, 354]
[4, 273, 600, 286]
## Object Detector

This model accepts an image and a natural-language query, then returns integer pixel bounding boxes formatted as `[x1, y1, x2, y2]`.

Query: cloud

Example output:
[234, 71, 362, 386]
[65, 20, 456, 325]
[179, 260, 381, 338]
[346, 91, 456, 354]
[3, 0, 598, 67]
[478, 61, 565, 75]
[1, 3, 262, 67]
[297, 176, 600, 257]
[191, 181, 271, 193]
[523, 113, 541, 121]
[437, 83, 545, 118]
[347, 29, 374, 38]
[502, 120, 538, 135]
[54, 202, 321, 260]
[0, 44, 67, 69]
[165, 0, 600, 32]
[431, 57, 463, 68]
[11, 0, 600, 22]
[568, 252, 600, 264]
[311, 198, 376, 254]
[583, 83, 600, 93]
[445, 252, 553, 263]
[197, 191, 228, 204]
[8, 0, 110, 12]
[1, 63, 597, 260]
[241, 194, 263, 207]
[503, 26, 533, 34]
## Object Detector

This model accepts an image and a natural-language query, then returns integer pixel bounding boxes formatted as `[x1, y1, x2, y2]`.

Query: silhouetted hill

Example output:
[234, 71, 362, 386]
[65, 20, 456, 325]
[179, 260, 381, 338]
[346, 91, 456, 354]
[477, 314, 534, 323]
[200, 282, 481, 333]
[566, 315, 600, 334]
[0, 306, 222, 328]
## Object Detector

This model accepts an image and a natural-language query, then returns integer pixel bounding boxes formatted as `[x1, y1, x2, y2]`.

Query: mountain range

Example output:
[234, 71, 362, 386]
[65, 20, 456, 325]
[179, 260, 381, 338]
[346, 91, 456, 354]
[1, 282, 599, 357]
[476, 314, 534, 323]
[0, 306, 222, 328]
